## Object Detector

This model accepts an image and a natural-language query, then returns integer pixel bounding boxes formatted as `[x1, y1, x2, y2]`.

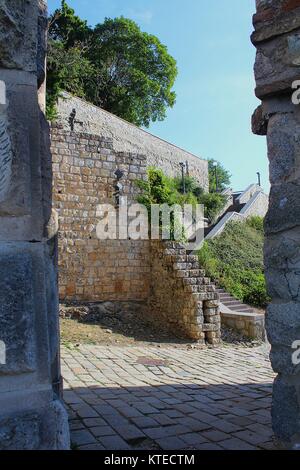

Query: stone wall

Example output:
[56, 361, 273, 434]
[0, 0, 69, 450]
[55, 93, 209, 191]
[240, 190, 269, 218]
[148, 241, 221, 345]
[51, 126, 151, 302]
[252, 0, 300, 449]
[51, 127, 221, 344]
[221, 311, 265, 341]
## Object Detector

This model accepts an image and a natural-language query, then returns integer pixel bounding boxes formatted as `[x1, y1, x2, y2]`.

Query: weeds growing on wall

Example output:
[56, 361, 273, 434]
[198, 217, 269, 308]
[136, 167, 227, 226]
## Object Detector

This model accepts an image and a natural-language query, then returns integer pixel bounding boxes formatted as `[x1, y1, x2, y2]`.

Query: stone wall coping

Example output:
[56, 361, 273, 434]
[59, 92, 207, 164]
[206, 211, 245, 240]
[240, 190, 267, 215]
[236, 183, 263, 205]
[221, 310, 265, 321]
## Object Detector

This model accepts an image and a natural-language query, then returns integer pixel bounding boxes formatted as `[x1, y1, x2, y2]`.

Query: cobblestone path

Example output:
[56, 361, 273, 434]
[62, 344, 275, 450]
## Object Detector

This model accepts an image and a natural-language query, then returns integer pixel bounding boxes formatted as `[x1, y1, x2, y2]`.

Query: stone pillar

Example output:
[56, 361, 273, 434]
[0, 0, 69, 449]
[252, 0, 300, 449]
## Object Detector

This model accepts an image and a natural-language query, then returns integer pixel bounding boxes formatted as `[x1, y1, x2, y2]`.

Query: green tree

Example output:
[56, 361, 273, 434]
[47, 2, 178, 127]
[208, 159, 231, 193]
[49, 0, 90, 46]
[47, 41, 95, 120]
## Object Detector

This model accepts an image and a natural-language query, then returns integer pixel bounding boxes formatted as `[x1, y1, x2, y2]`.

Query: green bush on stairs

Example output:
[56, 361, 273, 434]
[198, 217, 270, 309]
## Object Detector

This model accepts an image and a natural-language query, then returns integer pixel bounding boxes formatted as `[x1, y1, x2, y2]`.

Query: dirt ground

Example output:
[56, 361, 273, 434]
[60, 303, 262, 350]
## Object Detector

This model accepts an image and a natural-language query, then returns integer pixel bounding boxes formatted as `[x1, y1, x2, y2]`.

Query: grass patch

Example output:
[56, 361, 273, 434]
[198, 217, 269, 308]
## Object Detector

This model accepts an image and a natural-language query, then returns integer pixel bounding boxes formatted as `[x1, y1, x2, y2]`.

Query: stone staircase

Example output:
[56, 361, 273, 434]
[216, 287, 254, 314]
[149, 241, 221, 346]
[205, 184, 268, 240]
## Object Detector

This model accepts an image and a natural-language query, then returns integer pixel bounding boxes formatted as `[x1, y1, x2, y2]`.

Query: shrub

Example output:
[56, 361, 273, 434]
[198, 192, 227, 224]
[197, 241, 219, 279]
[198, 220, 269, 308]
[136, 168, 227, 226]
[246, 215, 264, 233]
[242, 272, 269, 308]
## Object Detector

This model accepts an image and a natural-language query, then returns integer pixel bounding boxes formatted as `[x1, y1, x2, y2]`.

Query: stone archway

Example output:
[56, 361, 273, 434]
[252, 0, 300, 449]
[0, 0, 69, 450]
[0, 0, 300, 450]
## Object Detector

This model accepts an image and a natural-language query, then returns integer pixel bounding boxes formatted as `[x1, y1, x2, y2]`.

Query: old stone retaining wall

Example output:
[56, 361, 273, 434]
[221, 310, 265, 341]
[252, 0, 300, 449]
[55, 93, 209, 191]
[0, 0, 69, 450]
[51, 126, 221, 343]
[148, 241, 221, 345]
[51, 126, 151, 302]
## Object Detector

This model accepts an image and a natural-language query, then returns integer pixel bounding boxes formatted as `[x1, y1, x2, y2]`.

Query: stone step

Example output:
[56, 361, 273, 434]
[222, 300, 245, 307]
[184, 284, 216, 293]
[230, 305, 254, 313]
[219, 294, 236, 301]
[173, 263, 193, 270]
[216, 288, 254, 313]
[187, 269, 206, 277]
[186, 254, 199, 263]
[192, 292, 219, 301]
[216, 289, 227, 294]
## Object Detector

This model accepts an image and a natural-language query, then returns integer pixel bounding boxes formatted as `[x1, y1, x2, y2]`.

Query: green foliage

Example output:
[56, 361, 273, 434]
[47, 2, 177, 127]
[135, 168, 188, 242]
[136, 167, 173, 207]
[246, 215, 264, 233]
[136, 168, 227, 242]
[46, 40, 95, 120]
[208, 159, 231, 193]
[136, 170, 226, 220]
[49, 0, 90, 46]
[172, 174, 227, 223]
[88, 17, 177, 127]
[198, 241, 219, 279]
[198, 220, 269, 308]
[198, 192, 226, 224]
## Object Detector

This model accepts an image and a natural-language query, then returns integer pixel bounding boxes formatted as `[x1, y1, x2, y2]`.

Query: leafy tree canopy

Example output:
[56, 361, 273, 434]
[49, 0, 90, 46]
[208, 159, 231, 193]
[47, 2, 178, 127]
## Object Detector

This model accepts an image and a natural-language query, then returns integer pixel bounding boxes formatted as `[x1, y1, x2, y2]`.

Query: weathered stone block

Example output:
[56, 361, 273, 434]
[0, 0, 38, 71]
[265, 182, 300, 234]
[270, 345, 300, 374]
[265, 229, 300, 301]
[0, 412, 40, 450]
[40, 400, 70, 450]
[254, 28, 300, 97]
[272, 374, 300, 446]
[0, 399, 70, 450]
[266, 302, 300, 346]
[252, 0, 300, 45]
[0, 246, 35, 375]
[252, 104, 268, 135]
[267, 114, 299, 184]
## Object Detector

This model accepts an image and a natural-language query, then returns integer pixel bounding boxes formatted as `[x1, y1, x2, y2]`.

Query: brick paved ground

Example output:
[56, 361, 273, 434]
[61, 344, 276, 450]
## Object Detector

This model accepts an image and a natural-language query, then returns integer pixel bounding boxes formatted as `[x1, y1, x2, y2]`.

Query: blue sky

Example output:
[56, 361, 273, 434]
[48, 0, 269, 192]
